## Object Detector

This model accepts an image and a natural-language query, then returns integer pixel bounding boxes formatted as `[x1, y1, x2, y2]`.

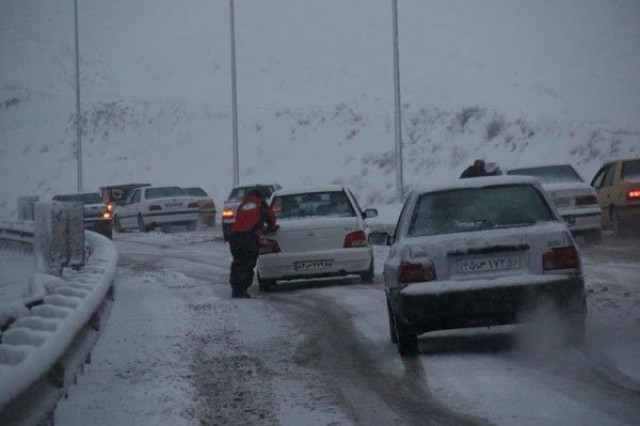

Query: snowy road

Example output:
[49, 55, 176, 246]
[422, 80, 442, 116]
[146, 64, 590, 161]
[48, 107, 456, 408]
[55, 228, 640, 425]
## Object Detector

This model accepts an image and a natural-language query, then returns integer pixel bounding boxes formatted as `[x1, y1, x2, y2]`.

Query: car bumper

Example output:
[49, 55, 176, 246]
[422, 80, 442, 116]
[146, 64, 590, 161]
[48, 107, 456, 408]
[143, 211, 198, 225]
[387, 273, 586, 335]
[558, 207, 601, 232]
[257, 247, 373, 281]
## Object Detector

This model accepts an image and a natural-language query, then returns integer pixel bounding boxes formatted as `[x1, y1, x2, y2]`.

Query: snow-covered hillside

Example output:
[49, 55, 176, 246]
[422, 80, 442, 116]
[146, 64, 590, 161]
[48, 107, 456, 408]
[1, 0, 639, 219]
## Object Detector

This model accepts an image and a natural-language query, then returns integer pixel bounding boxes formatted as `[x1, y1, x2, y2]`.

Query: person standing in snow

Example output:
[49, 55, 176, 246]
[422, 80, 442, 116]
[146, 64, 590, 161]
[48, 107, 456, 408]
[460, 159, 488, 178]
[227, 188, 278, 298]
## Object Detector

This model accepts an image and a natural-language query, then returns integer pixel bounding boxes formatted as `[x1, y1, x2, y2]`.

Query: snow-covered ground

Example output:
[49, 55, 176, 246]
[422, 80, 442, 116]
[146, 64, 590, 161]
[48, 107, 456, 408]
[49, 224, 640, 426]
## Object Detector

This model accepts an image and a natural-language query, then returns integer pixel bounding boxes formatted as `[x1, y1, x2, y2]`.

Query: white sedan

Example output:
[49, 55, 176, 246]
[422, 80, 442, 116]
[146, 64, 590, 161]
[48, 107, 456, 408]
[507, 164, 602, 243]
[256, 186, 378, 290]
[371, 176, 587, 356]
[113, 186, 199, 233]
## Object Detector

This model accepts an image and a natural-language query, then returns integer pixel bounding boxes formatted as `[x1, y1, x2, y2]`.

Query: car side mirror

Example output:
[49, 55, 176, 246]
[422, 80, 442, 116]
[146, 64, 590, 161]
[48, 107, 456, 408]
[364, 208, 378, 219]
[368, 231, 390, 246]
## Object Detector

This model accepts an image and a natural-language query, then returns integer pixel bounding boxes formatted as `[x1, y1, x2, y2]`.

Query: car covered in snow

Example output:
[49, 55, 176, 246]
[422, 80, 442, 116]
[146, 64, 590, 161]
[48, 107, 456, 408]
[256, 186, 378, 291]
[507, 164, 602, 243]
[370, 176, 586, 356]
[589, 157, 640, 236]
[52, 192, 114, 239]
[221, 183, 282, 240]
[113, 185, 199, 233]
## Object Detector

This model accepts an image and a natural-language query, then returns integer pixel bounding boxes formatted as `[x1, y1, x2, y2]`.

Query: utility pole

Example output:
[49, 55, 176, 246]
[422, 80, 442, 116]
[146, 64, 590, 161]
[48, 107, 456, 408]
[392, 0, 404, 202]
[229, 0, 239, 186]
[74, 0, 83, 191]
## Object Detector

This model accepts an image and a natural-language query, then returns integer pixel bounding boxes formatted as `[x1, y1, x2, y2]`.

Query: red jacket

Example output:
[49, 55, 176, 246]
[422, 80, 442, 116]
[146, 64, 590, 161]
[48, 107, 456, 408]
[230, 194, 276, 236]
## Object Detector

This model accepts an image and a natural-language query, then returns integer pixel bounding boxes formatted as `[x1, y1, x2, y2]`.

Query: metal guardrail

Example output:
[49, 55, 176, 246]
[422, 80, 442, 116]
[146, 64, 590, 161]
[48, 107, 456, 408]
[0, 222, 118, 425]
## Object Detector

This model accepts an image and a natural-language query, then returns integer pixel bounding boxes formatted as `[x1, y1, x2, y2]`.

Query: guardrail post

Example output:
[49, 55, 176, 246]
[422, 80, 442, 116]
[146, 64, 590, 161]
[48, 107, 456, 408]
[34, 201, 85, 275]
[17, 196, 39, 221]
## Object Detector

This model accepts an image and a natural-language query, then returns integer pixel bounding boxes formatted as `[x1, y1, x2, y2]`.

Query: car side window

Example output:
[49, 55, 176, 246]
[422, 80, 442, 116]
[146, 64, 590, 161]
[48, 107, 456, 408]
[603, 163, 616, 188]
[590, 165, 608, 189]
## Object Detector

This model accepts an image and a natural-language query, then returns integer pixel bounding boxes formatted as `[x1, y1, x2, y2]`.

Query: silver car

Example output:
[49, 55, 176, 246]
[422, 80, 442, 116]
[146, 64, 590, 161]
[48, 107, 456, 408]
[371, 176, 586, 356]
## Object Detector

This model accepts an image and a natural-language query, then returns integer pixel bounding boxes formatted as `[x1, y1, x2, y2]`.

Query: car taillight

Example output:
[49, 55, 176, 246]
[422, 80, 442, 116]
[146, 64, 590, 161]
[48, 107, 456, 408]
[149, 205, 162, 211]
[344, 230, 368, 248]
[543, 246, 579, 270]
[398, 260, 436, 287]
[102, 203, 114, 220]
[188, 202, 198, 208]
[222, 209, 235, 219]
[575, 195, 598, 206]
[627, 189, 640, 201]
[259, 238, 281, 254]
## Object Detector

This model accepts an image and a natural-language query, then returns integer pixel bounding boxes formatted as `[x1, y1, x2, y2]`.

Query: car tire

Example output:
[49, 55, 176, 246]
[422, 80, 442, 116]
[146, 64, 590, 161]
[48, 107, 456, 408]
[186, 220, 197, 232]
[394, 312, 418, 356]
[360, 258, 375, 284]
[138, 215, 148, 233]
[257, 275, 276, 292]
[583, 229, 602, 244]
[387, 299, 398, 344]
[113, 216, 123, 233]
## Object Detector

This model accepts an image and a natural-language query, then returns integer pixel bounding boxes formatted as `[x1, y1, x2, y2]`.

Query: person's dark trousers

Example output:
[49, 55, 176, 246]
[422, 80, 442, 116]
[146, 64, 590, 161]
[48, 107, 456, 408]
[228, 231, 260, 297]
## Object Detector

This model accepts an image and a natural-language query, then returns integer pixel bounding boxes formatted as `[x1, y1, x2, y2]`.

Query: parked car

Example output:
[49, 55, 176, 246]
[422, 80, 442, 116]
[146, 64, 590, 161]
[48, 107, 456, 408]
[370, 176, 586, 356]
[256, 186, 378, 291]
[590, 157, 640, 236]
[507, 164, 602, 243]
[52, 192, 114, 239]
[100, 183, 151, 206]
[183, 187, 216, 227]
[113, 185, 199, 233]
[221, 183, 282, 240]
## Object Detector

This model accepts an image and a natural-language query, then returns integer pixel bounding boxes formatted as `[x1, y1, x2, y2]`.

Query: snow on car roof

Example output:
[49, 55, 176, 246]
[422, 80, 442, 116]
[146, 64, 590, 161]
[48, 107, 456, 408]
[272, 185, 347, 197]
[414, 175, 542, 195]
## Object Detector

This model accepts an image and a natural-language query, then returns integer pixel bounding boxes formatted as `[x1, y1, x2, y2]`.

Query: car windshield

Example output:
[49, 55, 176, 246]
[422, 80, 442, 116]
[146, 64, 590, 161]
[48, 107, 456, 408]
[408, 185, 555, 237]
[228, 185, 274, 202]
[184, 187, 208, 197]
[54, 193, 103, 204]
[145, 187, 186, 199]
[507, 165, 582, 183]
[621, 159, 640, 181]
[272, 191, 355, 219]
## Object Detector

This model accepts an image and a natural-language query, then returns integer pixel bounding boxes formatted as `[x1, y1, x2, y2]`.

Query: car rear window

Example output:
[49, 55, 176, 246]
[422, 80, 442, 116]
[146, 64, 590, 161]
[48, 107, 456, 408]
[145, 187, 186, 199]
[621, 160, 640, 182]
[408, 185, 555, 237]
[272, 191, 355, 219]
[184, 187, 208, 197]
[507, 165, 582, 183]
[228, 185, 275, 202]
[53, 193, 103, 204]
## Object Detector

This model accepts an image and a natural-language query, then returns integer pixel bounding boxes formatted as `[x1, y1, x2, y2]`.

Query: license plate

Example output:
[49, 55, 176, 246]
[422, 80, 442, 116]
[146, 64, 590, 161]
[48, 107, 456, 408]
[456, 256, 521, 273]
[165, 202, 182, 208]
[293, 259, 334, 272]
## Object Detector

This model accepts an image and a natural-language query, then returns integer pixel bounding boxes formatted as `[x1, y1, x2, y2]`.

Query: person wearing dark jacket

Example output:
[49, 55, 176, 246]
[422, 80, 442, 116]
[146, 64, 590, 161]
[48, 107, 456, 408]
[227, 188, 277, 298]
[460, 159, 488, 178]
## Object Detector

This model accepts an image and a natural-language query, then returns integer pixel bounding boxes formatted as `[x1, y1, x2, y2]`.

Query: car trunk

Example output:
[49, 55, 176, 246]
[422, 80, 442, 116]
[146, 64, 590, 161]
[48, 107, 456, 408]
[274, 217, 361, 253]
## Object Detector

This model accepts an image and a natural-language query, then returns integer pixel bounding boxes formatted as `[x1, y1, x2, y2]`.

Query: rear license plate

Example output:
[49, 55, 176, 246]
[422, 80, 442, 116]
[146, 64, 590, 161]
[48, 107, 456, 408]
[293, 259, 334, 272]
[165, 202, 182, 208]
[456, 256, 521, 273]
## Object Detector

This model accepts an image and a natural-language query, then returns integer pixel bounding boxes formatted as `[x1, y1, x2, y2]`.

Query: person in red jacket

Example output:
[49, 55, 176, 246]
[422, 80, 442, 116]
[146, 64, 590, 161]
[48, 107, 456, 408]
[228, 188, 277, 298]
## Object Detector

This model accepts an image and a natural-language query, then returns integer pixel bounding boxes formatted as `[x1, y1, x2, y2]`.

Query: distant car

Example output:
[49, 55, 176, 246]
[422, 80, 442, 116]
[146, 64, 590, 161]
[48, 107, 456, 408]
[221, 183, 282, 240]
[370, 176, 586, 356]
[255, 186, 378, 291]
[113, 185, 199, 233]
[52, 192, 114, 239]
[590, 157, 640, 236]
[507, 164, 602, 243]
[99, 183, 151, 207]
[183, 187, 216, 227]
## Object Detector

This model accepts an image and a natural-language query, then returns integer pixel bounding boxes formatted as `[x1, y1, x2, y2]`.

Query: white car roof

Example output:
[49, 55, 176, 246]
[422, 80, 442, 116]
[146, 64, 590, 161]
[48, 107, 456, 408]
[414, 175, 542, 195]
[272, 185, 348, 197]
[506, 163, 577, 171]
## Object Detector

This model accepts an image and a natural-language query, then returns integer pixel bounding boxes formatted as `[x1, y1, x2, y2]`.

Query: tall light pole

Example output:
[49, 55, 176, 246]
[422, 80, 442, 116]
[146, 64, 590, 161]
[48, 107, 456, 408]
[392, 0, 404, 202]
[229, 0, 239, 186]
[74, 0, 83, 192]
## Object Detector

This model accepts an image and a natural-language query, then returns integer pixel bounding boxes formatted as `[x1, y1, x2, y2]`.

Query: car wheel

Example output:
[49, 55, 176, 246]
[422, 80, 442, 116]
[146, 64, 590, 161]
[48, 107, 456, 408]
[113, 216, 123, 233]
[583, 229, 602, 244]
[387, 299, 398, 344]
[186, 220, 198, 231]
[138, 215, 148, 233]
[394, 314, 418, 356]
[360, 258, 374, 284]
[257, 274, 275, 292]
